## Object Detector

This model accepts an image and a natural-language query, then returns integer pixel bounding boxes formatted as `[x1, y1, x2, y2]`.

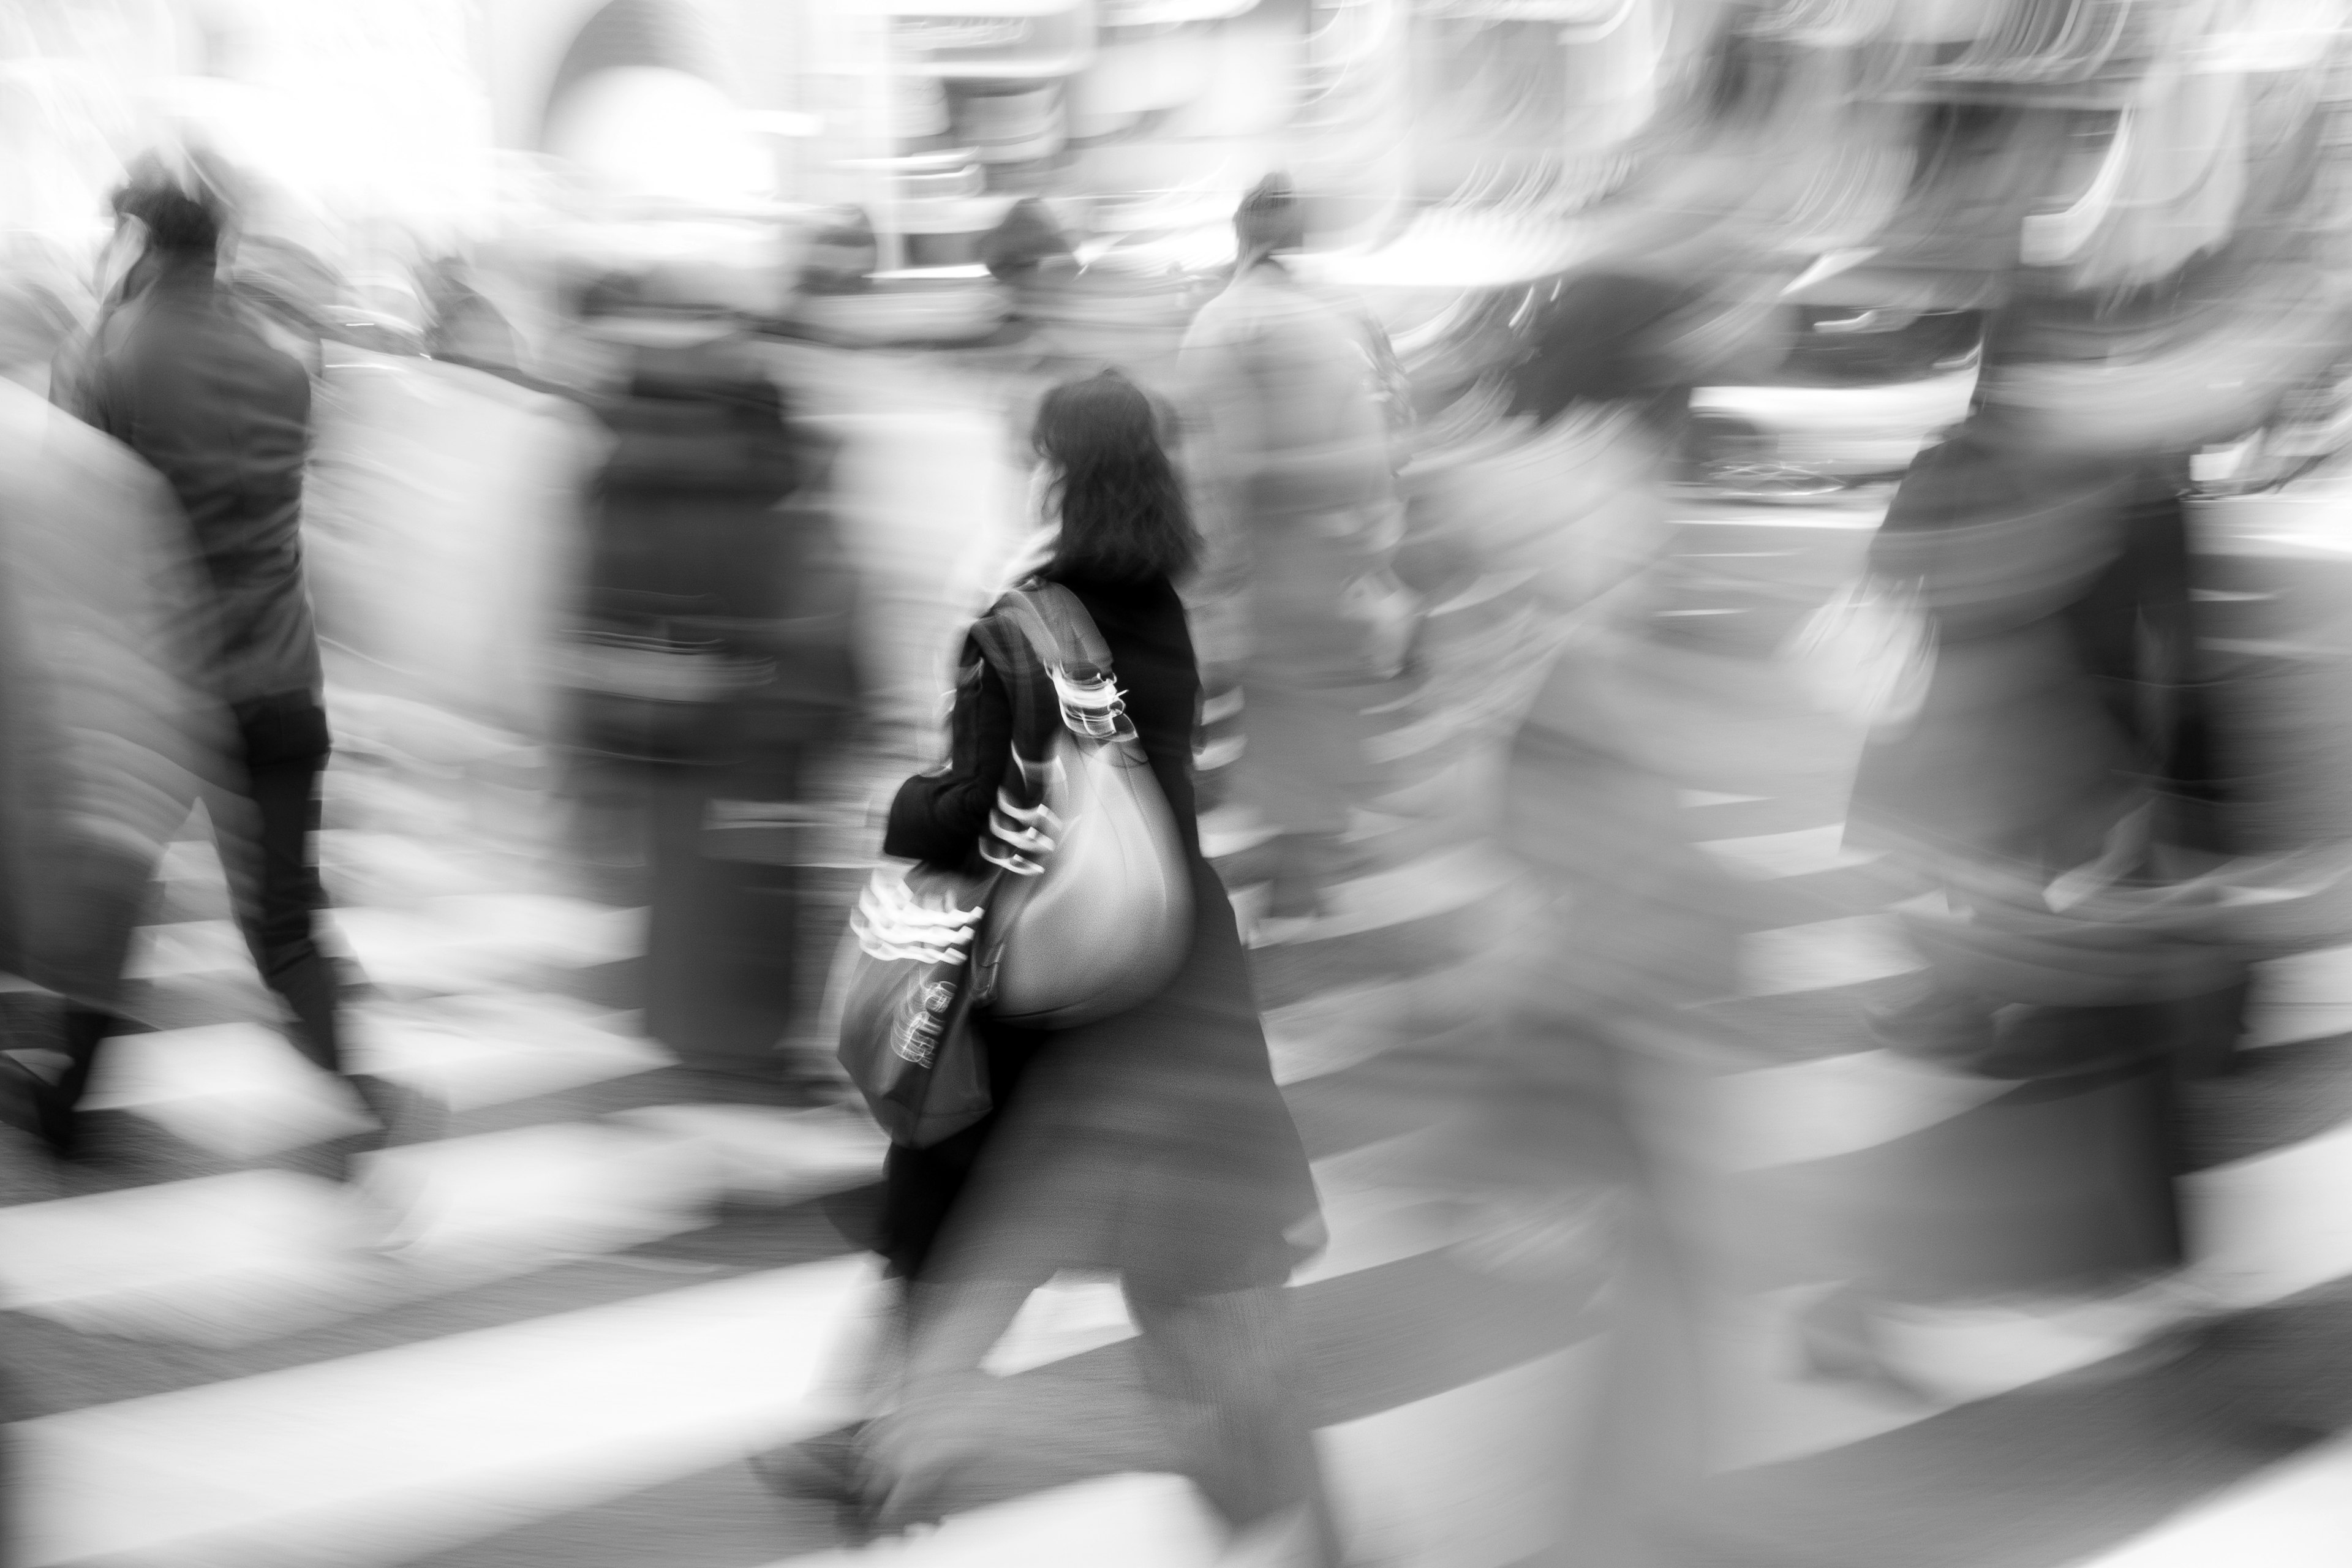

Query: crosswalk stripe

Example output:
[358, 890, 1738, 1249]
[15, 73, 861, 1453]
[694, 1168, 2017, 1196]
[2247, 944, 2352, 1047]
[2188, 1118, 2352, 1312]
[80, 1001, 671, 1165]
[1318, 1344, 1598, 1568]
[13, 1260, 877, 1568]
[2070, 1428, 2352, 1566]
[1699, 825, 1880, 881]
[1738, 915, 1922, 997]
[128, 899, 649, 992]
[758, 1475, 1226, 1567]
[1707, 1050, 2015, 1172]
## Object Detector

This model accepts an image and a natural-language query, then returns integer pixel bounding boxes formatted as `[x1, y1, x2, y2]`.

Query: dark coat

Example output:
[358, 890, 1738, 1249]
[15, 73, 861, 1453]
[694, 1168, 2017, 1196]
[878, 573, 1319, 1295]
[584, 336, 860, 767]
[1849, 428, 2209, 870]
[64, 254, 322, 707]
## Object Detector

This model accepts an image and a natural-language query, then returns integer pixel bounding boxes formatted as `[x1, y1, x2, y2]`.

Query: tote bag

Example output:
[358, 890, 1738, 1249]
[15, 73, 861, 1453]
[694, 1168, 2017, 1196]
[971, 584, 1194, 1029]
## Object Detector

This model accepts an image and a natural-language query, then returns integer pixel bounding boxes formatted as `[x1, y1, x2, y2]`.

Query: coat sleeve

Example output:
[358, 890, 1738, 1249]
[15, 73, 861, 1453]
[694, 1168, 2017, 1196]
[883, 649, 1014, 867]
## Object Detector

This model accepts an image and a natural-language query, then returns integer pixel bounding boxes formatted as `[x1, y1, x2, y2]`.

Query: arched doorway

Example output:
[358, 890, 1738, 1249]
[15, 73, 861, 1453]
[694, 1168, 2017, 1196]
[538, 0, 768, 206]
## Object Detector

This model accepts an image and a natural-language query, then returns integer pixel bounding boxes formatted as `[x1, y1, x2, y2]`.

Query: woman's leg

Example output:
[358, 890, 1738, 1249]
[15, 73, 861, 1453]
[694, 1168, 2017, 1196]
[1122, 1278, 1342, 1565]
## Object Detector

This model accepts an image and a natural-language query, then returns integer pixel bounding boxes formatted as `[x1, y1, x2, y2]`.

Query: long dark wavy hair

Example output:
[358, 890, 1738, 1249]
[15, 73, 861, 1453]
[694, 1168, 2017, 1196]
[1032, 369, 1199, 584]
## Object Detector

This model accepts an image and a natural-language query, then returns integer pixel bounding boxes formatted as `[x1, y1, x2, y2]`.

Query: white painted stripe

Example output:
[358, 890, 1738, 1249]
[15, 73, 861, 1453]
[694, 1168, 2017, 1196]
[1198, 804, 1282, 861]
[157, 839, 228, 883]
[127, 900, 649, 991]
[1200, 689, 1245, 723]
[0, 1122, 729, 1346]
[1317, 844, 1517, 939]
[1319, 1345, 1599, 1568]
[1738, 916, 1921, 997]
[14, 1259, 877, 1568]
[1699, 825, 1880, 881]
[0, 1170, 383, 1347]
[2188, 1120, 2352, 1313]
[82, 1023, 377, 1161]
[81, 1001, 672, 1160]
[764, 1474, 1224, 1567]
[608, 1104, 886, 1202]
[2070, 1429, 2352, 1566]
[984, 1272, 1141, 1377]
[1709, 1050, 2013, 1173]
[1679, 790, 1768, 809]
[350, 995, 671, 1112]
[333, 898, 648, 992]
[1262, 982, 1415, 1088]
[124, 919, 252, 982]
[2247, 946, 2352, 1047]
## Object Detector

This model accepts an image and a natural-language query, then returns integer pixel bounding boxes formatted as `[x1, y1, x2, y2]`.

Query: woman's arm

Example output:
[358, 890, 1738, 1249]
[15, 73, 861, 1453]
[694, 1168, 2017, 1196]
[882, 654, 1014, 865]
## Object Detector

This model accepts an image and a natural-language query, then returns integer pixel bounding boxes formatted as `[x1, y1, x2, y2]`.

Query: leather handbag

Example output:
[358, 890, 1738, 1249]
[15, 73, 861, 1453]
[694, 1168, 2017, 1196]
[834, 862, 997, 1148]
[970, 584, 1193, 1030]
[834, 582, 1191, 1147]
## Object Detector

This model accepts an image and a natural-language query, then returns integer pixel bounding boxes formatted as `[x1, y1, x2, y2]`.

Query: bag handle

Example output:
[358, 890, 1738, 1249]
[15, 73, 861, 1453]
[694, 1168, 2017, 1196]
[967, 582, 1132, 826]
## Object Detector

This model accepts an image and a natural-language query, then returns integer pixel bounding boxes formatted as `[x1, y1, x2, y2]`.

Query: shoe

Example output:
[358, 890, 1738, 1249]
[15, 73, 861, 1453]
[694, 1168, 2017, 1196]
[0, 1054, 54, 1147]
[750, 1423, 883, 1545]
[0, 1049, 78, 1162]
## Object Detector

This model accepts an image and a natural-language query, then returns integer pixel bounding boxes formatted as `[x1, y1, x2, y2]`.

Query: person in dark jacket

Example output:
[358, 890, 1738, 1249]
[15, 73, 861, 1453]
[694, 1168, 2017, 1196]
[36, 153, 425, 1185]
[571, 281, 860, 1085]
[782, 371, 1333, 1559]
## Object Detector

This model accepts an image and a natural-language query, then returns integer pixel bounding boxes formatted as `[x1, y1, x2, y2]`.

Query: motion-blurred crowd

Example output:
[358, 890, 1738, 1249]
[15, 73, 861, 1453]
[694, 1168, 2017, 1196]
[10, 1, 2352, 1560]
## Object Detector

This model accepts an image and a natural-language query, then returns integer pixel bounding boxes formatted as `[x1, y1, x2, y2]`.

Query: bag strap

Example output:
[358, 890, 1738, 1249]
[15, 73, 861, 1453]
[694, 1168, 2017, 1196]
[967, 595, 1058, 818]
[967, 582, 1129, 816]
[997, 582, 1112, 676]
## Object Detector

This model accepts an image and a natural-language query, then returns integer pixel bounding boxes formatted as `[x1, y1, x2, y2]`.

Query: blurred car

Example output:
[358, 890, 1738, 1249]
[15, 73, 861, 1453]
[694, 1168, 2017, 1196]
[1680, 302, 1984, 499]
[2189, 361, 2352, 498]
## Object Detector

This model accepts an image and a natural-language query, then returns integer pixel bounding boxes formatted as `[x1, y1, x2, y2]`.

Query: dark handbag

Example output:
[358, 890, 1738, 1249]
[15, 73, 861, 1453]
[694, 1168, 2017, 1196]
[834, 582, 1186, 1144]
[833, 862, 998, 1148]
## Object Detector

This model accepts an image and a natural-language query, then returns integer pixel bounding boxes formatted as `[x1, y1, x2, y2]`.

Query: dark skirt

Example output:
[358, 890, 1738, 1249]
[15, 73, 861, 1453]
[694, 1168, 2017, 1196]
[875, 854, 1317, 1298]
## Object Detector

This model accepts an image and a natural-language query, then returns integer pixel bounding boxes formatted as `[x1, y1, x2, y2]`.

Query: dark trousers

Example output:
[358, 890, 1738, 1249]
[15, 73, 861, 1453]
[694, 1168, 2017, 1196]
[51, 693, 342, 1141]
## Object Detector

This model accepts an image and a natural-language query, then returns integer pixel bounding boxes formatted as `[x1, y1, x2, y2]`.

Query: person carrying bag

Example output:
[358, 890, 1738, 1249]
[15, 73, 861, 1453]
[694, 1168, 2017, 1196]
[835, 575, 1194, 1144]
[772, 370, 1333, 1565]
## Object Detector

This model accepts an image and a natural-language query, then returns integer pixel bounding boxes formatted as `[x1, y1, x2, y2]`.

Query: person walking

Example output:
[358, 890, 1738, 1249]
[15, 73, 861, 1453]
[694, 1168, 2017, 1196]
[769, 371, 1336, 1563]
[32, 153, 426, 1189]
[567, 271, 860, 1091]
[1174, 176, 1417, 930]
[0, 265, 220, 1163]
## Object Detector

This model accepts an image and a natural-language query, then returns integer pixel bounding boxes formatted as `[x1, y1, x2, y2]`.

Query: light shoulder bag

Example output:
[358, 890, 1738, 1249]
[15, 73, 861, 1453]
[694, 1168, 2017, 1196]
[970, 584, 1194, 1029]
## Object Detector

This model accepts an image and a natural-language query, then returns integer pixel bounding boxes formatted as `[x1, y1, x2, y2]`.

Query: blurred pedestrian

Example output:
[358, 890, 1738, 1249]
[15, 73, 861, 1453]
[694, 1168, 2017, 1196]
[32, 151, 431, 1195]
[766, 371, 1334, 1562]
[0, 265, 218, 1159]
[1174, 175, 1419, 930]
[1814, 285, 2250, 1390]
[567, 270, 860, 1091]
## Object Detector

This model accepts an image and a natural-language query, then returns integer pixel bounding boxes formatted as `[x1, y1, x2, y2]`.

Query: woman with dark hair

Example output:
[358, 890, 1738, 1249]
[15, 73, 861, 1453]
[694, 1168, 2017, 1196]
[773, 369, 1334, 1562]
